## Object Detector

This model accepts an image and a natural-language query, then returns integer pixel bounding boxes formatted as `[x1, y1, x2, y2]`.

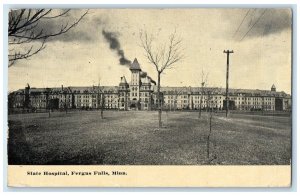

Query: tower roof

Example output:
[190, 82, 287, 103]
[129, 58, 141, 71]
[271, 84, 276, 89]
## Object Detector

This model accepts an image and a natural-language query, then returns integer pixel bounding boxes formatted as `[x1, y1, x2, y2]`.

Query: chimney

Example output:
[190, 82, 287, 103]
[61, 85, 63, 91]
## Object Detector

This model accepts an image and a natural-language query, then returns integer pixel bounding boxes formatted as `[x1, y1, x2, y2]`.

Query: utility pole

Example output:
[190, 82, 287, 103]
[223, 50, 234, 118]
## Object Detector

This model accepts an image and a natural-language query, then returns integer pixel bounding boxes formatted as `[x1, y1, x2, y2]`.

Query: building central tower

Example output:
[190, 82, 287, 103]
[129, 58, 141, 109]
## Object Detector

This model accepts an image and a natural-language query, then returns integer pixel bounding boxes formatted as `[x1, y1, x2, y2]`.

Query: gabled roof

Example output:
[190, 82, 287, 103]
[129, 58, 141, 71]
[120, 76, 128, 84]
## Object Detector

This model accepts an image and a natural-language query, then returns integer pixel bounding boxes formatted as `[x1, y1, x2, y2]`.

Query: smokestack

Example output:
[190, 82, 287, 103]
[140, 71, 147, 77]
[102, 30, 132, 66]
[61, 85, 63, 91]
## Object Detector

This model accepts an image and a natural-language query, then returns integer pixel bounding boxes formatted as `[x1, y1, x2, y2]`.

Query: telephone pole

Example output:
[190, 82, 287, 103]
[223, 50, 234, 118]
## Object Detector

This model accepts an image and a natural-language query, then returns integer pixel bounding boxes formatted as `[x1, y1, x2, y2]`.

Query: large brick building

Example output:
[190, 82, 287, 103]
[8, 58, 291, 112]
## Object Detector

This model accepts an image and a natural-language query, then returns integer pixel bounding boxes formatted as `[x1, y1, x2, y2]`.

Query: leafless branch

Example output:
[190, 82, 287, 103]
[42, 9, 71, 19]
[8, 9, 89, 66]
[139, 29, 184, 74]
[8, 39, 46, 67]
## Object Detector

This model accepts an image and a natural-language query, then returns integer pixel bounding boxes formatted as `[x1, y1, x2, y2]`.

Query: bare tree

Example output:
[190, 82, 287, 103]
[63, 89, 68, 114]
[100, 93, 105, 119]
[198, 70, 209, 119]
[140, 30, 184, 128]
[8, 9, 88, 67]
[194, 70, 219, 163]
[206, 107, 217, 163]
[96, 78, 105, 119]
[45, 88, 51, 117]
[205, 87, 220, 164]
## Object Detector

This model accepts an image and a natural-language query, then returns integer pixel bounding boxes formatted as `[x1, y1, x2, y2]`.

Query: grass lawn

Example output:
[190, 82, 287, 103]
[8, 110, 291, 165]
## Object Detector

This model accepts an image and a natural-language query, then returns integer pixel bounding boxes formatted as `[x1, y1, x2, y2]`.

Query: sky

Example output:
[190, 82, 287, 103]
[8, 8, 292, 94]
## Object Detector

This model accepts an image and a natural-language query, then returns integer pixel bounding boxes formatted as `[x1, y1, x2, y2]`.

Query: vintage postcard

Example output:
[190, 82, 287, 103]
[7, 8, 292, 187]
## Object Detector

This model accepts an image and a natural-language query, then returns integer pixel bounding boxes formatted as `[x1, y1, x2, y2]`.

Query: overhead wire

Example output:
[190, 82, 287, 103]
[232, 9, 251, 39]
[239, 9, 268, 41]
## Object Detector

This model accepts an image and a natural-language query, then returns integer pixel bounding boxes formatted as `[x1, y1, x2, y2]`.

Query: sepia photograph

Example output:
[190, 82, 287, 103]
[5, 5, 294, 188]
[7, 8, 292, 167]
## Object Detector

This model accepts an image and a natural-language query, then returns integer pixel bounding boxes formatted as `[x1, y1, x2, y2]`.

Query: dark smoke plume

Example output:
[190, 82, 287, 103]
[149, 77, 156, 85]
[140, 71, 156, 85]
[140, 71, 147, 77]
[102, 30, 131, 66]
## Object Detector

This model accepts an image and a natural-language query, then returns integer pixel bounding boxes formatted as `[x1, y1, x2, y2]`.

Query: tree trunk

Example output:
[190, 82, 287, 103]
[101, 94, 104, 119]
[125, 91, 128, 111]
[46, 93, 51, 118]
[199, 95, 202, 118]
[207, 113, 212, 159]
[199, 85, 204, 118]
[64, 93, 68, 114]
[174, 97, 177, 112]
[157, 72, 162, 128]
